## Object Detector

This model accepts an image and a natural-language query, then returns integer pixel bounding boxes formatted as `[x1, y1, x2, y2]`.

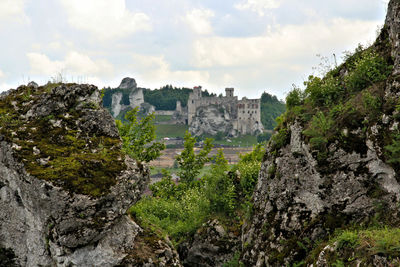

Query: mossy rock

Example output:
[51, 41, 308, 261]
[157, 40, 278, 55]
[0, 83, 126, 197]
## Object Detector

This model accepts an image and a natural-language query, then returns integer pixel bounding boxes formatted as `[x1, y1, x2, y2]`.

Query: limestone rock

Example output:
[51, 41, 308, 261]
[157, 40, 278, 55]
[179, 219, 240, 267]
[241, 1, 400, 265]
[0, 83, 181, 266]
[189, 104, 238, 137]
[119, 77, 137, 89]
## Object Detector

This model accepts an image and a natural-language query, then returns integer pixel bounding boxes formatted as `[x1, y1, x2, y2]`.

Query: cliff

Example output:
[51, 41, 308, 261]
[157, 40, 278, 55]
[0, 83, 180, 266]
[241, 0, 400, 265]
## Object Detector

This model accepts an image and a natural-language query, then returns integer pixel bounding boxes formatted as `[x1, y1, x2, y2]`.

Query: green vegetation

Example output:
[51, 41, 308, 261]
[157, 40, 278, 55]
[116, 108, 165, 163]
[176, 132, 213, 184]
[260, 92, 286, 130]
[274, 42, 393, 162]
[308, 227, 400, 266]
[154, 115, 172, 123]
[129, 134, 264, 246]
[102, 84, 216, 111]
[155, 124, 188, 139]
[0, 84, 126, 197]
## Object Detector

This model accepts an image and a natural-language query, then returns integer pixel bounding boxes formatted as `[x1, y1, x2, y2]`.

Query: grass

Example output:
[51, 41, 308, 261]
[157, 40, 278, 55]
[204, 134, 258, 147]
[154, 115, 172, 123]
[155, 124, 188, 139]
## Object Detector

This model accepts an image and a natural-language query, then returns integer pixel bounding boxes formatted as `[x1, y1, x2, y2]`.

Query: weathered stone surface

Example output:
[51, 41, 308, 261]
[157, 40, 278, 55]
[0, 83, 181, 266]
[189, 104, 238, 137]
[241, 1, 400, 265]
[179, 219, 240, 267]
[119, 77, 137, 89]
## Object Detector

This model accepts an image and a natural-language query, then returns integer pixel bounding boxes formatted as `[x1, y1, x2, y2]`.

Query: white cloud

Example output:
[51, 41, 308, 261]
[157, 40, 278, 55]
[60, 0, 152, 40]
[183, 8, 214, 35]
[26, 51, 114, 77]
[0, 0, 28, 23]
[0, 69, 4, 79]
[130, 53, 210, 88]
[235, 0, 280, 16]
[193, 18, 379, 69]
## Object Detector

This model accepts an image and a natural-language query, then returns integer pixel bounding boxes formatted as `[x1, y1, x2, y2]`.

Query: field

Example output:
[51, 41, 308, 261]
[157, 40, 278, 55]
[155, 124, 188, 139]
[154, 115, 172, 123]
[149, 146, 254, 169]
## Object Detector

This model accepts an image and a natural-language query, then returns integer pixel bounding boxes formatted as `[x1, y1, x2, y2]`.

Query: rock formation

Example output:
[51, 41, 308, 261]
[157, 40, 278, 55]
[189, 104, 237, 137]
[110, 77, 154, 118]
[241, 0, 400, 265]
[178, 219, 240, 267]
[0, 83, 181, 266]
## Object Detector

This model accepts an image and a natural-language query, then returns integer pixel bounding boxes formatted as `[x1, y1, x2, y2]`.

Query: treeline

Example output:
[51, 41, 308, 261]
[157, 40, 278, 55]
[102, 84, 215, 111]
[260, 92, 286, 130]
[102, 84, 285, 130]
[143, 85, 215, 110]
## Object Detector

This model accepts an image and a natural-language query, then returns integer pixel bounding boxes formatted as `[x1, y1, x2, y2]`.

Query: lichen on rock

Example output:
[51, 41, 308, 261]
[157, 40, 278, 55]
[0, 83, 181, 266]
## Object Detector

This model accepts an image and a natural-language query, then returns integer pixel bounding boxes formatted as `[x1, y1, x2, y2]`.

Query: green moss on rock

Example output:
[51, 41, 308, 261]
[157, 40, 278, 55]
[0, 83, 126, 197]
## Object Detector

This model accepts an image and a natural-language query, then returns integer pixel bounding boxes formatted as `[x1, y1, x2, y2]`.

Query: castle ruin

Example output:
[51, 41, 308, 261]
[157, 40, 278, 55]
[108, 77, 263, 137]
[188, 86, 263, 136]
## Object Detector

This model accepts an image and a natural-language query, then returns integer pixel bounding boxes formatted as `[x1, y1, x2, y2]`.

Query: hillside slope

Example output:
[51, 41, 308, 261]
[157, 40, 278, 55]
[241, 0, 400, 265]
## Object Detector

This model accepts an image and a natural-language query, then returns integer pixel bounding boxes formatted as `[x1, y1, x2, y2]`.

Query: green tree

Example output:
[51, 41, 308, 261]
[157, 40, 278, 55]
[176, 131, 213, 184]
[116, 107, 165, 163]
[204, 149, 236, 214]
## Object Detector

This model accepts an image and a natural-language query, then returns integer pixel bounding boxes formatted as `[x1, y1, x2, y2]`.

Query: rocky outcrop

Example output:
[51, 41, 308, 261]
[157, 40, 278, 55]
[109, 77, 152, 118]
[0, 83, 181, 266]
[241, 0, 400, 265]
[178, 219, 240, 267]
[119, 77, 138, 89]
[189, 104, 238, 137]
[111, 92, 123, 117]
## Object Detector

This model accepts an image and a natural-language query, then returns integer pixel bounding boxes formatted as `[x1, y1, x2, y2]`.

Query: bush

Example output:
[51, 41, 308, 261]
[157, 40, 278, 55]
[116, 108, 165, 163]
[286, 86, 305, 109]
[129, 187, 210, 242]
[257, 132, 272, 143]
[345, 50, 392, 93]
[176, 131, 213, 184]
[204, 150, 236, 214]
[304, 74, 343, 107]
[303, 112, 334, 151]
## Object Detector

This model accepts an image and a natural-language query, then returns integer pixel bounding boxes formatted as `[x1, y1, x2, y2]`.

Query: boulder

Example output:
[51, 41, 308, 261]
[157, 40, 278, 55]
[0, 83, 181, 266]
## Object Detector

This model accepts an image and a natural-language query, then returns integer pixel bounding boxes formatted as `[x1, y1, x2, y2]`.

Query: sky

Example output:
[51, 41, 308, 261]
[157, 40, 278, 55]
[0, 0, 390, 100]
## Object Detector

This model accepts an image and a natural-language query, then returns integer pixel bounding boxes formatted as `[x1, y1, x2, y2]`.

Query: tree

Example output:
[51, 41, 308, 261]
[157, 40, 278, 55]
[116, 107, 165, 163]
[176, 131, 213, 184]
[204, 149, 236, 214]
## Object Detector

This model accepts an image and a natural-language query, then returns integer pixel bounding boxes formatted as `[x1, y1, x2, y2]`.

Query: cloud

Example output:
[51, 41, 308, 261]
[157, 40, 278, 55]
[0, 0, 28, 23]
[26, 51, 114, 77]
[0, 69, 4, 79]
[60, 0, 152, 40]
[183, 8, 214, 35]
[130, 53, 210, 88]
[235, 0, 280, 16]
[193, 18, 378, 68]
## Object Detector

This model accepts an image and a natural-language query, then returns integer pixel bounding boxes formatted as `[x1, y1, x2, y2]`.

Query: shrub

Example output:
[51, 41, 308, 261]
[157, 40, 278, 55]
[204, 150, 236, 214]
[385, 132, 400, 165]
[286, 86, 305, 109]
[129, 187, 210, 242]
[116, 107, 165, 163]
[345, 50, 392, 93]
[303, 112, 334, 151]
[176, 131, 213, 184]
